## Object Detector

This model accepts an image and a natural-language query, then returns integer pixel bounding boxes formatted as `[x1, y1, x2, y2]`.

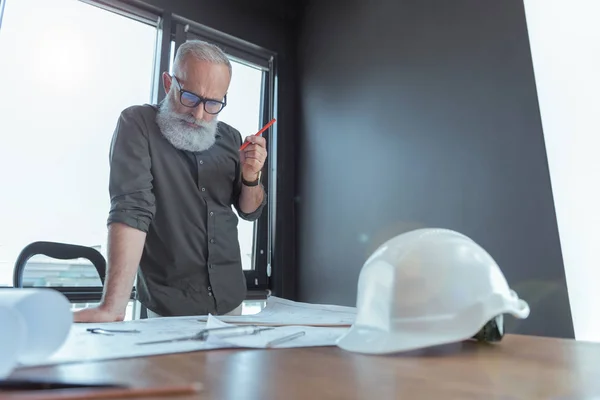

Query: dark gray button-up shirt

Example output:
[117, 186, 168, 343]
[107, 104, 266, 316]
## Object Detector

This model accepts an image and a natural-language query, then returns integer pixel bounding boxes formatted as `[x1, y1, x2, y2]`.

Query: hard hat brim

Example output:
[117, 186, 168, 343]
[336, 325, 461, 355]
[336, 291, 530, 355]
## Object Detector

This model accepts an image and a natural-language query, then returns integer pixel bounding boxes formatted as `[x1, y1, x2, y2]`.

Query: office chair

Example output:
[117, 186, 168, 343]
[12, 241, 146, 318]
[13, 241, 106, 288]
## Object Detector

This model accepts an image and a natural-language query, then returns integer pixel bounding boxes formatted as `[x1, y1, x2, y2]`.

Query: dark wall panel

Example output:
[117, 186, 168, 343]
[297, 0, 574, 338]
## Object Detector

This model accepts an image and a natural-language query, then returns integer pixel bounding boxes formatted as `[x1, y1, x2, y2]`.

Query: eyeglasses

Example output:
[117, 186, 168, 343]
[171, 75, 227, 114]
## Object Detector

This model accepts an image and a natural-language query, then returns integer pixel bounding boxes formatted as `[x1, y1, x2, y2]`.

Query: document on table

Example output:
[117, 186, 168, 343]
[198, 296, 357, 326]
[205, 315, 348, 349]
[16, 316, 226, 368]
[15, 297, 355, 368]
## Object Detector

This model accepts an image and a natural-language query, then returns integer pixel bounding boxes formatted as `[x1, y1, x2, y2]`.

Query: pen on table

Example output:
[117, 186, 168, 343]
[239, 118, 276, 151]
[266, 331, 306, 348]
[87, 328, 141, 335]
[136, 325, 273, 345]
[1, 383, 202, 400]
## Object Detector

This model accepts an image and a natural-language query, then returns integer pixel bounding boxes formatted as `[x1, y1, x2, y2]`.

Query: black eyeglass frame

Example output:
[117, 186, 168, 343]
[171, 75, 227, 115]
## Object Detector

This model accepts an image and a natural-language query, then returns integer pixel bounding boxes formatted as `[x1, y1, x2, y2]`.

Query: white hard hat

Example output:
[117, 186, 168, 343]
[336, 228, 530, 354]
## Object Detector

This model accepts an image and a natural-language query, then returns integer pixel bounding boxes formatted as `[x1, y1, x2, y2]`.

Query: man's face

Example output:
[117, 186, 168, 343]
[166, 57, 230, 123]
[156, 56, 231, 152]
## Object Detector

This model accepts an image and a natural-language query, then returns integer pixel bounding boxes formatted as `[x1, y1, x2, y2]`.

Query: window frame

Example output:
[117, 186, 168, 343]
[77, 0, 159, 25]
[174, 16, 277, 292]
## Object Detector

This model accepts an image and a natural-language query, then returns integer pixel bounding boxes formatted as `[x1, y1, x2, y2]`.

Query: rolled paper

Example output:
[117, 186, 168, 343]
[0, 288, 72, 369]
[0, 305, 26, 378]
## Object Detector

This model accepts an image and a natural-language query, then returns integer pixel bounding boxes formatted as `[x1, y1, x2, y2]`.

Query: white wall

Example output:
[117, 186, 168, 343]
[523, 0, 600, 342]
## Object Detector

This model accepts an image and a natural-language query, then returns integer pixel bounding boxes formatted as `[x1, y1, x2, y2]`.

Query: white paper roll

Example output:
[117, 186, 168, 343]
[0, 305, 26, 378]
[0, 288, 72, 365]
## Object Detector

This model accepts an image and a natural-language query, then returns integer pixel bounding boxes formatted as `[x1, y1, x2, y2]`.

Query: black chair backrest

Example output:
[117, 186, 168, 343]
[13, 241, 106, 288]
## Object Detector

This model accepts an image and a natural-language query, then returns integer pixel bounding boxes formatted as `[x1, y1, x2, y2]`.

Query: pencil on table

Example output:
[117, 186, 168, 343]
[3, 382, 202, 400]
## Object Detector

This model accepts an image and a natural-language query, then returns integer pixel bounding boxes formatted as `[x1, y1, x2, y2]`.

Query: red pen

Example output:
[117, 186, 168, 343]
[240, 118, 276, 151]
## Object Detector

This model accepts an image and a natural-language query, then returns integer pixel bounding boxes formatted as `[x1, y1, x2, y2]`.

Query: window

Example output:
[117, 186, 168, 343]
[213, 59, 265, 272]
[167, 43, 267, 272]
[523, 0, 600, 342]
[177, 25, 276, 291]
[0, 0, 157, 292]
[0, 0, 277, 309]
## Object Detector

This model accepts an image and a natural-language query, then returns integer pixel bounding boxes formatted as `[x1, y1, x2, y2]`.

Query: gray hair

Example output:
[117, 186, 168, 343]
[173, 40, 232, 77]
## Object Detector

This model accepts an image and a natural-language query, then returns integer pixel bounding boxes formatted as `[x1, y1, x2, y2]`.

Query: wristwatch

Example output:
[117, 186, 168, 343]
[242, 171, 262, 187]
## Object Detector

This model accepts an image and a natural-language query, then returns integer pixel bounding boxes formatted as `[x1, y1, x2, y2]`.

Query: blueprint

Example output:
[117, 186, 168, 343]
[17, 316, 220, 367]
[197, 296, 357, 326]
[205, 315, 348, 348]
[15, 297, 356, 368]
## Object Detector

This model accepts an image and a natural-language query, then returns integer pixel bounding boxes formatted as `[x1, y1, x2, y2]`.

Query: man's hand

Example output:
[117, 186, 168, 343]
[73, 304, 125, 323]
[240, 135, 267, 181]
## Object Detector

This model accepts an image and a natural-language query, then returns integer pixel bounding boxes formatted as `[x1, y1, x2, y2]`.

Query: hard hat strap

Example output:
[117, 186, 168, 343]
[472, 314, 504, 343]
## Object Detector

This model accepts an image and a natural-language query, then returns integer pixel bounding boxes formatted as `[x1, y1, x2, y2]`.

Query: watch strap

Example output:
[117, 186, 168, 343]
[242, 171, 261, 186]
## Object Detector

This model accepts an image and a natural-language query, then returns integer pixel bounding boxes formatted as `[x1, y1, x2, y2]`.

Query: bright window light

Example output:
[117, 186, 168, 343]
[523, 0, 600, 342]
[0, 0, 156, 286]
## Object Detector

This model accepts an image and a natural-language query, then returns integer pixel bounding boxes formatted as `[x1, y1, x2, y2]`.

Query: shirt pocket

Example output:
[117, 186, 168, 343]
[210, 152, 236, 182]
[203, 152, 237, 202]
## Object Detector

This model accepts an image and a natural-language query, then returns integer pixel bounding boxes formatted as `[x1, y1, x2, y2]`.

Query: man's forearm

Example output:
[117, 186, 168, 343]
[100, 222, 146, 318]
[239, 181, 265, 214]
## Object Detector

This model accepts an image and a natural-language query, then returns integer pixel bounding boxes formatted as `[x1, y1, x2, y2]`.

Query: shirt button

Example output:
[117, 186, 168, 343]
[199, 160, 204, 164]
[209, 211, 214, 216]
[210, 239, 215, 243]
[208, 264, 213, 269]
[202, 187, 206, 192]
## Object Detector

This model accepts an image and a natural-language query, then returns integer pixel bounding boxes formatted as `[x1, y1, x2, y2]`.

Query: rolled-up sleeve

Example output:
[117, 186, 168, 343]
[234, 179, 267, 221]
[107, 107, 155, 232]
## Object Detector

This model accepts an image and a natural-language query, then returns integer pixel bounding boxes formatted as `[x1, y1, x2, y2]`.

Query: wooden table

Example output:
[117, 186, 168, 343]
[8, 334, 600, 399]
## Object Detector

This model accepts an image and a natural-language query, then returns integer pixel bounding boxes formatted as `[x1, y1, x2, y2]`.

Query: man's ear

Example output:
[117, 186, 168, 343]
[162, 72, 172, 95]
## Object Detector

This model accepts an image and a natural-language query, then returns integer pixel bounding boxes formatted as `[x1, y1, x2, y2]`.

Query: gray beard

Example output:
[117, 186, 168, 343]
[155, 97, 218, 152]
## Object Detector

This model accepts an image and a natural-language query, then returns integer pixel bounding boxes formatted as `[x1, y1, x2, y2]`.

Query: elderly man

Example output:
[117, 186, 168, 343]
[74, 40, 267, 322]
